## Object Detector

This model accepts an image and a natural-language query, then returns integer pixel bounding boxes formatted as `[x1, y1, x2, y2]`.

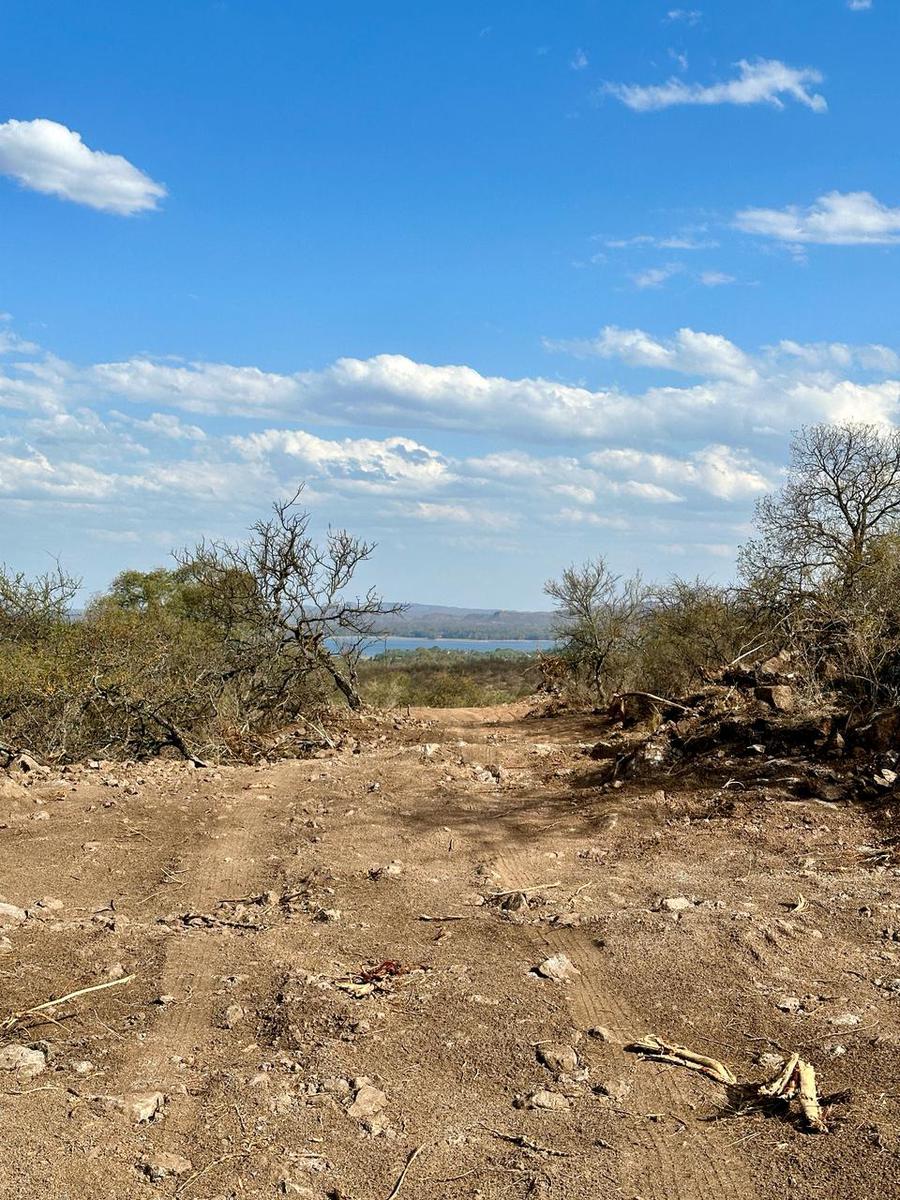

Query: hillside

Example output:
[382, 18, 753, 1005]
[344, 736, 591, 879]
[381, 602, 556, 640]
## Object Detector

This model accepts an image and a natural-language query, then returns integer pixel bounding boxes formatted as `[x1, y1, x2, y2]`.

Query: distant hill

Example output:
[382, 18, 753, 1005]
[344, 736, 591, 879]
[379, 603, 556, 640]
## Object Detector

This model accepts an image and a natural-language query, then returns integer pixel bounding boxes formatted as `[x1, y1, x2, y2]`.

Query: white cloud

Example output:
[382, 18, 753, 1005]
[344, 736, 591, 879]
[231, 428, 450, 490]
[735, 190, 900, 246]
[632, 263, 683, 289]
[408, 502, 516, 529]
[700, 270, 736, 287]
[550, 325, 758, 383]
[848, 1, 872, 9]
[589, 444, 773, 500]
[0, 118, 166, 215]
[665, 9, 702, 24]
[604, 58, 827, 113]
[603, 231, 717, 250]
[570, 49, 589, 71]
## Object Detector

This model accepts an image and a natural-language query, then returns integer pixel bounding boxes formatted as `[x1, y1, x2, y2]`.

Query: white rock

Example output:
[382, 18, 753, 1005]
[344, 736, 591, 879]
[659, 896, 692, 913]
[537, 1043, 579, 1075]
[523, 1089, 570, 1110]
[222, 1004, 245, 1029]
[138, 1151, 192, 1181]
[534, 954, 580, 983]
[0, 1044, 46, 1078]
[347, 1083, 387, 1122]
[0, 903, 27, 926]
[829, 1012, 861, 1028]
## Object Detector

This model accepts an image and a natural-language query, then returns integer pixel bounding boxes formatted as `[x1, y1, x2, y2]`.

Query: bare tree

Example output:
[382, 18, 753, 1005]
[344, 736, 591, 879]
[740, 422, 900, 598]
[544, 558, 646, 701]
[179, 488, 403, 710]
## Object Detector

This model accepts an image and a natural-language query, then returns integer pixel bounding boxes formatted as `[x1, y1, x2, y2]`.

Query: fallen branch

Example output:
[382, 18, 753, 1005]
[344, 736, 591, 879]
[760, 1053, 827, 1133]
[619, 691, 693, 714]
[485, 1127, 571, 1157]
[488, 883, 561, 898]
[385, 1142, 427, 1200]
[625, 1034, 737, 1085]
[2, 974, 136, 1033]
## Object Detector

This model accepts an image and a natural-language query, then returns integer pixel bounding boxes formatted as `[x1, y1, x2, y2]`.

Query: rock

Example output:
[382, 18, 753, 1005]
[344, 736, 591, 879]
[348, 1084, 386, 1128]
[0, 1044, 46, 1078]
[222, 1004, 245, 1029]
[0, 775, 25, 799]
[777, 996, 802, 1013]
[100, 1090, 166, 1122]
[0, 936, 12, 953]
[25, 897, 64, 919]
[519, 1089, 570, 1111]
[587, 1025, 615, 1043]
[755, 684, 795, 713]
[534, 954, 580, 983]
[757, 1052, 786, 1072]
[658, 896, 692, 913]
[499, 891, 529, 913]
[279, 1183, 316, 1197]
[537, 1043, 579, 1075]
[315, 908, 342, 923]
[138, 1151, 192, 1182]
[829, 1012, 861, 1028]
[0, 902, 27, 926]
[13, 753, 42, 775]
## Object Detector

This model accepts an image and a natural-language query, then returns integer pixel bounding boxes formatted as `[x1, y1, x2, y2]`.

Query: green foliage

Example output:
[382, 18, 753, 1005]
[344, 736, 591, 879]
[358, 649, 537, 708]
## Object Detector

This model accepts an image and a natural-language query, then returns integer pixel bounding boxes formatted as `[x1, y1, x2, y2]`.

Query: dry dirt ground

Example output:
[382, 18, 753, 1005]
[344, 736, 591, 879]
[1, 702, 899, 1200]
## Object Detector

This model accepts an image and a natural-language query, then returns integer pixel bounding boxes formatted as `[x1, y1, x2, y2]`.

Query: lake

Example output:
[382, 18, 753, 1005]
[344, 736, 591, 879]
[360, 636, 556, 657]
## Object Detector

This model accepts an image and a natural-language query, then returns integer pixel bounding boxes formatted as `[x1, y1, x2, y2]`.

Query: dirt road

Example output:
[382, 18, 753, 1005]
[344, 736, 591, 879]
[1, 704, 897, 1199]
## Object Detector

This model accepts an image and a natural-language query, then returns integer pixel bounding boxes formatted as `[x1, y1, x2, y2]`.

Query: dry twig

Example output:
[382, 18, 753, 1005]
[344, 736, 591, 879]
[2, 974, 136, 1033]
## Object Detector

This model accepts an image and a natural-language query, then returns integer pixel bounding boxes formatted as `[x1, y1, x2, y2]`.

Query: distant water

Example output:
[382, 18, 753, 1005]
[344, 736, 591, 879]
[360, 636, 555, 657]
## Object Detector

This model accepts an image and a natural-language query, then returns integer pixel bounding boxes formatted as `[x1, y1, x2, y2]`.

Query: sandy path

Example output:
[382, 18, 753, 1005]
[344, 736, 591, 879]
[1, 704, 897, 1199]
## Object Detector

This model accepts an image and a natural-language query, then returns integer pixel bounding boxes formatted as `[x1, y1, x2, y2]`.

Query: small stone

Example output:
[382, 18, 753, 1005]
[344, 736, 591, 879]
[70, 1060, 94, 1075]
[534, 954, 580, 983]
[0, 1044, 46, 1078]
[0, 903, 27, 926]
[315, 908, 342, 923]
[138, 1151, 192, 1182]
[107, 963, 126, 979]
[347, 1082, 387, 1122]
[829, 1012, 861, 1028]
[0, 936, 12, 953]
[587, 1025, 615, 1043]
[777, 996, 802, 1013]
[520, 1089, 570, 1111]
[222, 1004, 245, 1029]
[99, 1090, 166, 1123]
[537, 1043, 579, 1075]
[755, 684, 794, 713]
[658, 896, 692, 913]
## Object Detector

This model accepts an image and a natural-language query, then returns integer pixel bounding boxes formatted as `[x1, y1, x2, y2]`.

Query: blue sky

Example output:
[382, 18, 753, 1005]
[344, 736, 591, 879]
[2, 0, 899, 607]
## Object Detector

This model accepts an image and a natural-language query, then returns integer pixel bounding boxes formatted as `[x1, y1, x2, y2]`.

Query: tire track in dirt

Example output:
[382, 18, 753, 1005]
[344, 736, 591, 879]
[108, 783, 280, 1156]
[494, 858, 757, 1200]
[423, 706, 757, 1200]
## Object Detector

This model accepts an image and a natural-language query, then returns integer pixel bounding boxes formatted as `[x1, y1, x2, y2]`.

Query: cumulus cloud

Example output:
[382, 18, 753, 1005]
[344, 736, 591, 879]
[0, 118, 166, 214]
[604, 58, 827, 113]
[848, 1, 872, 9]
[700, 270, 736, 287]
[735, 190, 900, 245]
[549, 325, 758, 383]
[570, 49, 589, 71]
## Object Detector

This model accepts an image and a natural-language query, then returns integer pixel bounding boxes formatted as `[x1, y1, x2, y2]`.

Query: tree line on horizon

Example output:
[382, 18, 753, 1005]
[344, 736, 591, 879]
[2, 422, 900, 764]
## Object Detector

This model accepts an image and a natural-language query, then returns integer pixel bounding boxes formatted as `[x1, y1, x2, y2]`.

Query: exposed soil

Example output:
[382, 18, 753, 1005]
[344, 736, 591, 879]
[1, 701, 898, 1199]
